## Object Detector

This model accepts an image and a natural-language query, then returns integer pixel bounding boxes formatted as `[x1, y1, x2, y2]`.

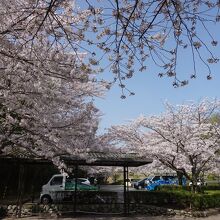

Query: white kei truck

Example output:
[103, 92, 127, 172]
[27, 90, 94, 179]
[40, 174, 97, 204]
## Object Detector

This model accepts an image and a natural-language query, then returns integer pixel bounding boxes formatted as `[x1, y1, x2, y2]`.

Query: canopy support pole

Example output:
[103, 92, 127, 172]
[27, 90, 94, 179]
[73, 164, 78, 216]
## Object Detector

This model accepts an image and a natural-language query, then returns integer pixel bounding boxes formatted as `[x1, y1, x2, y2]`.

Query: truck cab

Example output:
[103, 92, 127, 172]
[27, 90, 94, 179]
[40, 174, 67, 204]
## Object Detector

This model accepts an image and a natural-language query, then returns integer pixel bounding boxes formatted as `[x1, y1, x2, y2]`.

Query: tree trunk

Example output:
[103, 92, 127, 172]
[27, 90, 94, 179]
[176, 170, 183, 185]
[191, 167, 198, 193]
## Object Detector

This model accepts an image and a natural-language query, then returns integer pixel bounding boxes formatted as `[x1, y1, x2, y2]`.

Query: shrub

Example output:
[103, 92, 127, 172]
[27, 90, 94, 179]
[111, 180, 124, 185]
[157, 184, 220, 192]
[128, 190, 220, 210]
[191, 193, 220, 210]
[157, 185, 190, 191]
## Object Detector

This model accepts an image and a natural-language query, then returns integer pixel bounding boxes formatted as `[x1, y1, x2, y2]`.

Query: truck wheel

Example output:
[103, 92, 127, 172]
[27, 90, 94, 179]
[41, 195, 52, 205]
[138, 185, 142, 190]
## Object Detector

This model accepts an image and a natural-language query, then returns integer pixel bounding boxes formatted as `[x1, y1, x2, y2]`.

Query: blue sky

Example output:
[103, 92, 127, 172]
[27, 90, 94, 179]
[95, 62, 220, 133]
[83, 2, 220, 133]
[94, 33, 220, 133]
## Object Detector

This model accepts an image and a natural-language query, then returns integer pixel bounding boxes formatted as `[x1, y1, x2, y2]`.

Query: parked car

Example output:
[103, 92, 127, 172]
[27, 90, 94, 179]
[189, 179, 207, 187]
[131, 179, 141, 187]
[125, 179, 132, 187]
[134, 176, 162, 189]
[134, 175, 186, 190]
[76, 178, 91, 185]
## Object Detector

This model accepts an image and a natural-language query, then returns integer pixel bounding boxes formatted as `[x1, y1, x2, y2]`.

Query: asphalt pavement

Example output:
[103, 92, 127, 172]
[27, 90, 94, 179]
[99, 185, 136, 192]
[3, 213, 220, 220]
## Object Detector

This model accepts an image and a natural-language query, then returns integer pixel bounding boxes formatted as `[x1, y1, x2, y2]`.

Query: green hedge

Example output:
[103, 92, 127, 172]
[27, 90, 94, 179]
[191, 193, 220, 210]
[128, 190, 220, 210]
[157, 184, 220, 192]
[157, 185, 190, 191]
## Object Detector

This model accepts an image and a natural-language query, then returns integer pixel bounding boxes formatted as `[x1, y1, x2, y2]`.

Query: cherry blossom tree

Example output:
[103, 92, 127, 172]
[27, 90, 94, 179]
[0, 0, 109, 162]
[0, 50, 106, 160]
[0, 0, 219, 97]
[108, 99, 220, 191]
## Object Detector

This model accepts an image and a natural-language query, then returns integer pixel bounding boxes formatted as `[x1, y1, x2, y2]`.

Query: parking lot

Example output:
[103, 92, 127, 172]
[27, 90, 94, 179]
[99, 185, 137, 192]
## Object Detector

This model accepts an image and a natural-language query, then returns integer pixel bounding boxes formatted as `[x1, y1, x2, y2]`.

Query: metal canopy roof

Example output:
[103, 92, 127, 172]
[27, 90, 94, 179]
[0, 148, 153, 167]
[61, 151, 153, 167]
[0, 147, 51, 164]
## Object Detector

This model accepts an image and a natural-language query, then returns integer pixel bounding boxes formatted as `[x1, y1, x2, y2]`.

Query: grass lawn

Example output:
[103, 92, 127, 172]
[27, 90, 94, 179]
[204, 190, 220, 195]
